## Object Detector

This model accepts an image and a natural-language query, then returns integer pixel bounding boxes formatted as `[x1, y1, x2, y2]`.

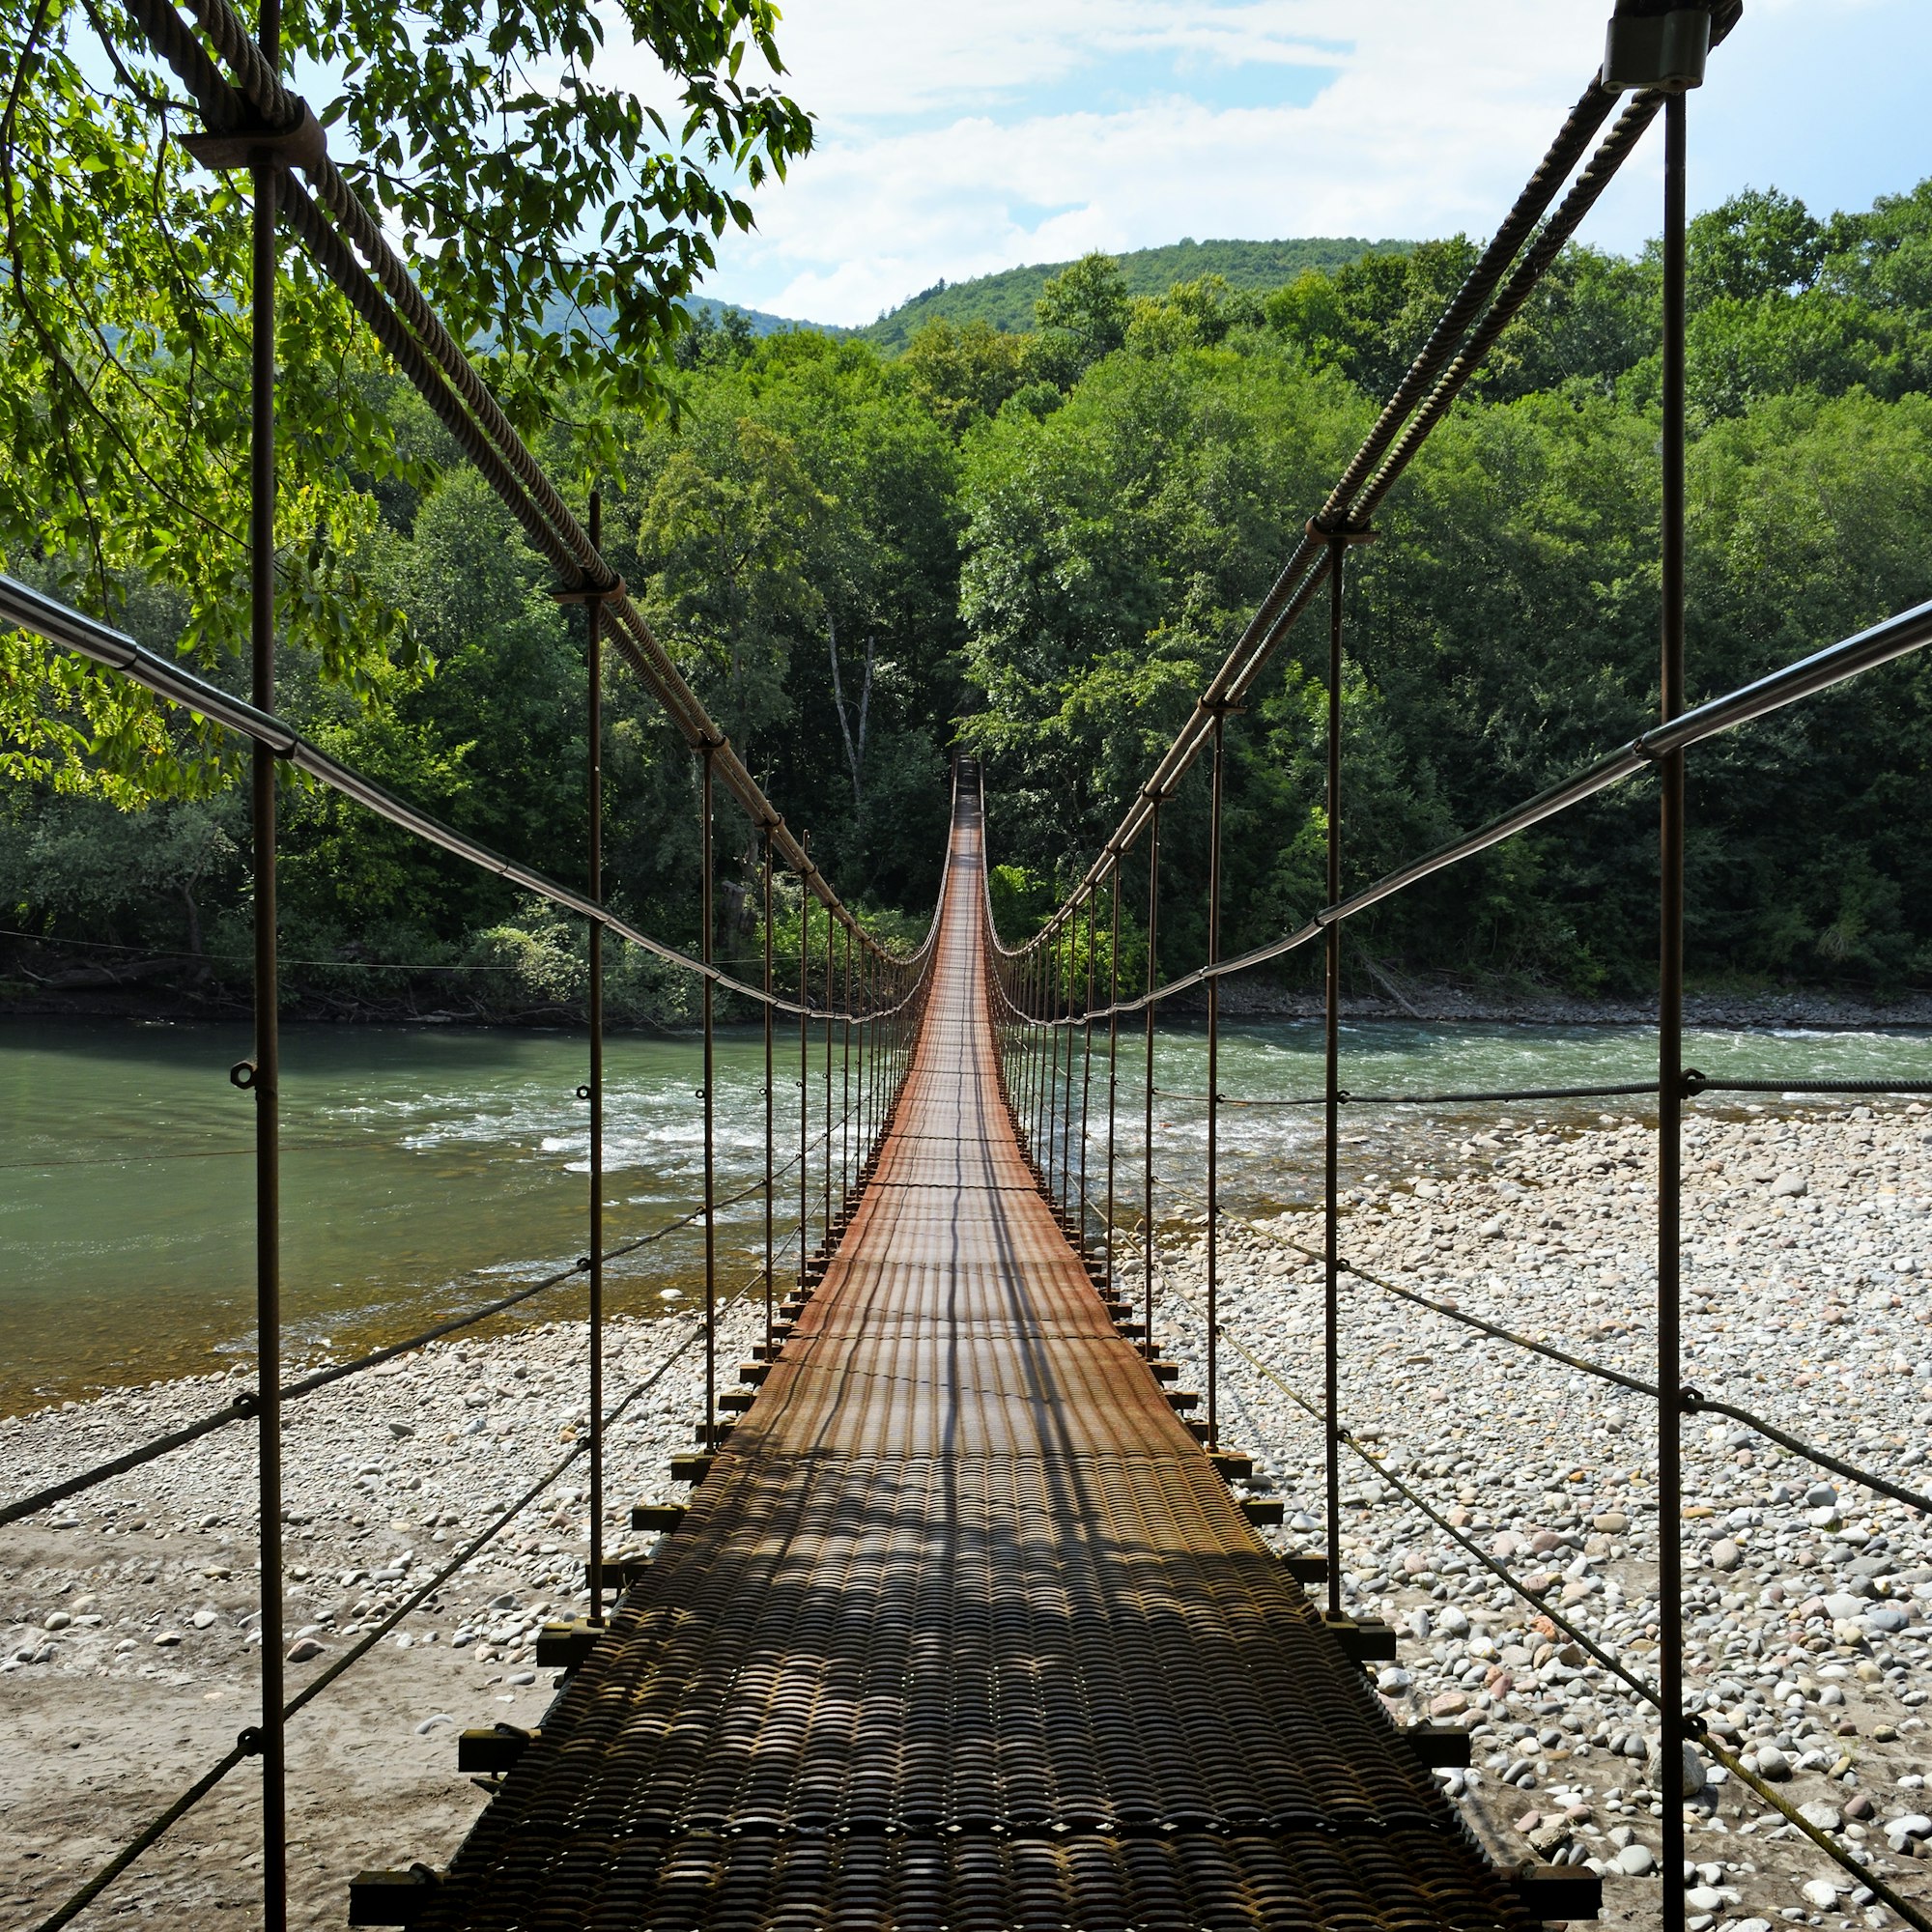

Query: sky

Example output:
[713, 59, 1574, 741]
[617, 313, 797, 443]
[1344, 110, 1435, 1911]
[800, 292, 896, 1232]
[668, 0, 1932, 328]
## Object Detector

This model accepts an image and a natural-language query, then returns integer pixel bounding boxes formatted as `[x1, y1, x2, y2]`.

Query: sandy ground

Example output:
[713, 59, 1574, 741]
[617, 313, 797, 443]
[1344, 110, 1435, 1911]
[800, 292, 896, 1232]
[0, 1301, 763, 1928]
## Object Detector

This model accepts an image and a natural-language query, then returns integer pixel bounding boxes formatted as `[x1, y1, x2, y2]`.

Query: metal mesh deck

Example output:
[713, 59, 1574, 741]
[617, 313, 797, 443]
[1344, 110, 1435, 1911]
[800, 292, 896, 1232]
[416, 789, 1531, 1930]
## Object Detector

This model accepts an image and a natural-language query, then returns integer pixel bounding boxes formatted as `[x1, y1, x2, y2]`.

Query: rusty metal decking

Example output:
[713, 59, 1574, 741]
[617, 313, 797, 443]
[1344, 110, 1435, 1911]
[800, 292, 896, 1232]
[412, 783, 1534, 1930]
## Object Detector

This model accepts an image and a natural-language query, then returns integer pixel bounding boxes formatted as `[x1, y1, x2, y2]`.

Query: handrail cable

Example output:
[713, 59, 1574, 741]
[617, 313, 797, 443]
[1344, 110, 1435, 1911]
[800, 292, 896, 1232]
[0, 576, 922, 1023]
[28, 1261, 764, 1932]
[1015, 595, 1932, 1025]
[1236, 1220, 1932, 1519]
[1151, 1077, 1932, 1106]
[1151, 1272, 1932, 1932]
[0, 1160, 811, 1529]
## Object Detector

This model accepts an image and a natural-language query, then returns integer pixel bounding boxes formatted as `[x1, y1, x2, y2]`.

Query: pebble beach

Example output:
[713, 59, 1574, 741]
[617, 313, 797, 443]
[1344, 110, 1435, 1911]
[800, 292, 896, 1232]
[1139, 1099, 1932, 1930]
[1, 1103, 1929, 1928]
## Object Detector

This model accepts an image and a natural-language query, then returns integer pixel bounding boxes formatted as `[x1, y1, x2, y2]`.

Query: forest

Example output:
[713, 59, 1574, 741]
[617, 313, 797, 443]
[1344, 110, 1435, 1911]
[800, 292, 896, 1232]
[5, 179, 1932, 1020]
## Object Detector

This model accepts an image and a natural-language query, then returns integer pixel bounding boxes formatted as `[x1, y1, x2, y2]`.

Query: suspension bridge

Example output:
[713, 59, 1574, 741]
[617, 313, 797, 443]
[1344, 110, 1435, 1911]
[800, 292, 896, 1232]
[7, 0, 1932, 1926]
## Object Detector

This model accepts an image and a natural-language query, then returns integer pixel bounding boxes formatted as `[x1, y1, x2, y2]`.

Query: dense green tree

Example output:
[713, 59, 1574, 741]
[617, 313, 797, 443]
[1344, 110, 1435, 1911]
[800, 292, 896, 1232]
[9, 174, 1932, 1014]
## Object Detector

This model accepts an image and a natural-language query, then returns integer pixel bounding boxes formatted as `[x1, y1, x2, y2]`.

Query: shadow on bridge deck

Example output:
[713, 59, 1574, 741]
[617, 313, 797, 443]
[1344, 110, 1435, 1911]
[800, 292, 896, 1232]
[401, 781, 1540, 1931]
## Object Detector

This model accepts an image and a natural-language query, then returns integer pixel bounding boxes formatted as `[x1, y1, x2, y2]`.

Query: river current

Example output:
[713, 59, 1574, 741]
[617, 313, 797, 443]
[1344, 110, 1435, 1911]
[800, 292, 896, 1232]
[4, 1015, 1930, 1410]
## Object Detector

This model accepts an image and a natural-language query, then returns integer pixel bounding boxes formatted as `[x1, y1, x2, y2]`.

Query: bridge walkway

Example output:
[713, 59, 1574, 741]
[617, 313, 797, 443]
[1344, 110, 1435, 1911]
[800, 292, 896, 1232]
[412, 779, 1533, 1930]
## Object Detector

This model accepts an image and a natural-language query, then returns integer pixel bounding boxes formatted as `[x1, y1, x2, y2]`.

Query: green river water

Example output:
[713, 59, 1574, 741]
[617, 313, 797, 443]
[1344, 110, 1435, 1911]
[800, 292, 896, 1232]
[4, 1015, 1930, 1412]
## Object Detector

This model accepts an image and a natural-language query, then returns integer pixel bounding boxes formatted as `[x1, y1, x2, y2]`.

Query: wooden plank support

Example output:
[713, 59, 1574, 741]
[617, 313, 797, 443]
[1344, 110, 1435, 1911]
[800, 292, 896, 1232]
[1239, 1497, 1285, 1527]
[1147, 1360, 1180, 1383]
[1281, 1553, 1329, 1586]
[631, 1501, 686, 1533]
[1208, 1450, 1255, 1481]
[456, 1725, 538, 1775]
[1166, 1389, 1201, 1412]
[1321, 1612, 1399, 1663]
[719, 1391, 755, 1413]
[593, 1552, 651, 1590]
[1404, 1724, 1473, 1768]
[669, 1453, 715, 1485]
[534, 1619, 599, 1669]
[738, 1362, 771, 1385]
[348, 1866, 442, 1926]
[1508, 1864, 1604, 1921]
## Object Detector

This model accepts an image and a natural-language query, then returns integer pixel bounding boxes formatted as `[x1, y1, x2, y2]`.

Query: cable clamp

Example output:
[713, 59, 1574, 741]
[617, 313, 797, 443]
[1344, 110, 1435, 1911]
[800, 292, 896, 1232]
[1601, 6, 1711, 92]
[231, 1389, 260, 1417]
[576, 1084, 593, 1100]
[1679, 1384, 1706, 1414]
[228, 1060, 258, 1091]
[237, 1726, 265, 1757]
[1681, 1067, 1707, 1096]
[576, 1256, 594, 1273]
[1305, 517, 1378, 545]
[182, 99, 329, 173]
[551, 576, 626, 607]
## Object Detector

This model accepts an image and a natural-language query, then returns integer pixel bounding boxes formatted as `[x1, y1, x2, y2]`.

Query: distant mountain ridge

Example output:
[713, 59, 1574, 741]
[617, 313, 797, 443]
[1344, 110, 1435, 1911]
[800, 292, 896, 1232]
[684, 294, 837, 338]
[691, 236, 1418, 352]
[852, 237, 1415, 352]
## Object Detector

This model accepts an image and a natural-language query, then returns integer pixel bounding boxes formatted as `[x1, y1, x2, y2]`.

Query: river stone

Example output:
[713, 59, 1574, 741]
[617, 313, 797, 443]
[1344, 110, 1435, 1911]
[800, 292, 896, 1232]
[1799, 1802, 1843, 1833]
[1770, 1173, 1809, 1199]
[286, 1636, 324, 1662]
[1615, 1843, 1656, 1876]
[1710, 1538, 1743, 1572]
[1649, 1740, 1709, 1798]
[1801, 1880, 1840, 1909]
[1822, 1593, 1866, 1622]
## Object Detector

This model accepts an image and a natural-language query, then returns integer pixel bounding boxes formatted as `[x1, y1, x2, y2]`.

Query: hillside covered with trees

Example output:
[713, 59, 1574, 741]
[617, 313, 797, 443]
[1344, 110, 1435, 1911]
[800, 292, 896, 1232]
[6, 183, 1932, 1020]
[855, 237, 1413, 352]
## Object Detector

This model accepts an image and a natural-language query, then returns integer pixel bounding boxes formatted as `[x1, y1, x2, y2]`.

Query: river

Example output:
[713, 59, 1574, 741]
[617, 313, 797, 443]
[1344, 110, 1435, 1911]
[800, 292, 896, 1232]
[4, 1015, 1930, 1411]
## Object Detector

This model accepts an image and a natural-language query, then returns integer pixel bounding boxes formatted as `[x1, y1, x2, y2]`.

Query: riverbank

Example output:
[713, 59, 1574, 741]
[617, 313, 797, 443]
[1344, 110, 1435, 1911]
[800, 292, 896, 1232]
[1134, 1098, 1932, 1930]
[5, 1108, 1931, 1928]
[0, 1300, 763, 1928]
[9, 956, 1932, 1031]
[1209, 975, 1932, 1031]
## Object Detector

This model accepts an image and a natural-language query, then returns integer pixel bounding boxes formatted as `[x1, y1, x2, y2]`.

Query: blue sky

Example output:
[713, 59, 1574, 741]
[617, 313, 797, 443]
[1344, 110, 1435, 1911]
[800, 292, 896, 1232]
[656, 0, 1932, 327]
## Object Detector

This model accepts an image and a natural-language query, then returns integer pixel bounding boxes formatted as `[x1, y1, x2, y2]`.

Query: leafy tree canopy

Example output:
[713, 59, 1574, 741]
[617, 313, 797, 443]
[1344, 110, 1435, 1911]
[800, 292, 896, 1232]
[0, 0, 810, 795]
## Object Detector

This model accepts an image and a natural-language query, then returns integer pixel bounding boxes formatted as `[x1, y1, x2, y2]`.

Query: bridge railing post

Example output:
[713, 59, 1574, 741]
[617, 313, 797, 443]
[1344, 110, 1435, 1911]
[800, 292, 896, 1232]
[699, 744, 717, 1447]
[584, 490, 607, 1626]
[1206, 709, 1224, 1449]
[247, 30, 288, 1915]
[822, 905, 835, 1246]
[762, 827, 775, 1354]
[799, 839, 810, 1298]
[1142, 800, 1161, 1360]
[1079, 882, 1096, 1253]
[1658, 76, 1691, 1932]
[1106, 860, 1122, 1293]
[1322, 529, 1347, 1618]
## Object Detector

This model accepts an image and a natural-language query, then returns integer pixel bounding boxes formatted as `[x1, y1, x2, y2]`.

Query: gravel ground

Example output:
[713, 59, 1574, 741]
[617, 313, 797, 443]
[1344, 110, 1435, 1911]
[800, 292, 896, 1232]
[1129, 1100, 1932, 1932]
[6, 1106, 1931, 1930]
[0, 1297, 765, 1927]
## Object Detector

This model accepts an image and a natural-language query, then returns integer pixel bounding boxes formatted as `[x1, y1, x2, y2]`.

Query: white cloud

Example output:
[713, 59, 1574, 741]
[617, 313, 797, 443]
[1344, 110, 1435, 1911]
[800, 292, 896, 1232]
[639, 0, 1930, 327]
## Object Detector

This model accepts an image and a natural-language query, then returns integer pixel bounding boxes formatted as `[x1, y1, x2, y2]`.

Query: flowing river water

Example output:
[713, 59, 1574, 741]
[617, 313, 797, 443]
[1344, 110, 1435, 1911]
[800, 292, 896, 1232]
[5, 1015, 1931, 1412]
